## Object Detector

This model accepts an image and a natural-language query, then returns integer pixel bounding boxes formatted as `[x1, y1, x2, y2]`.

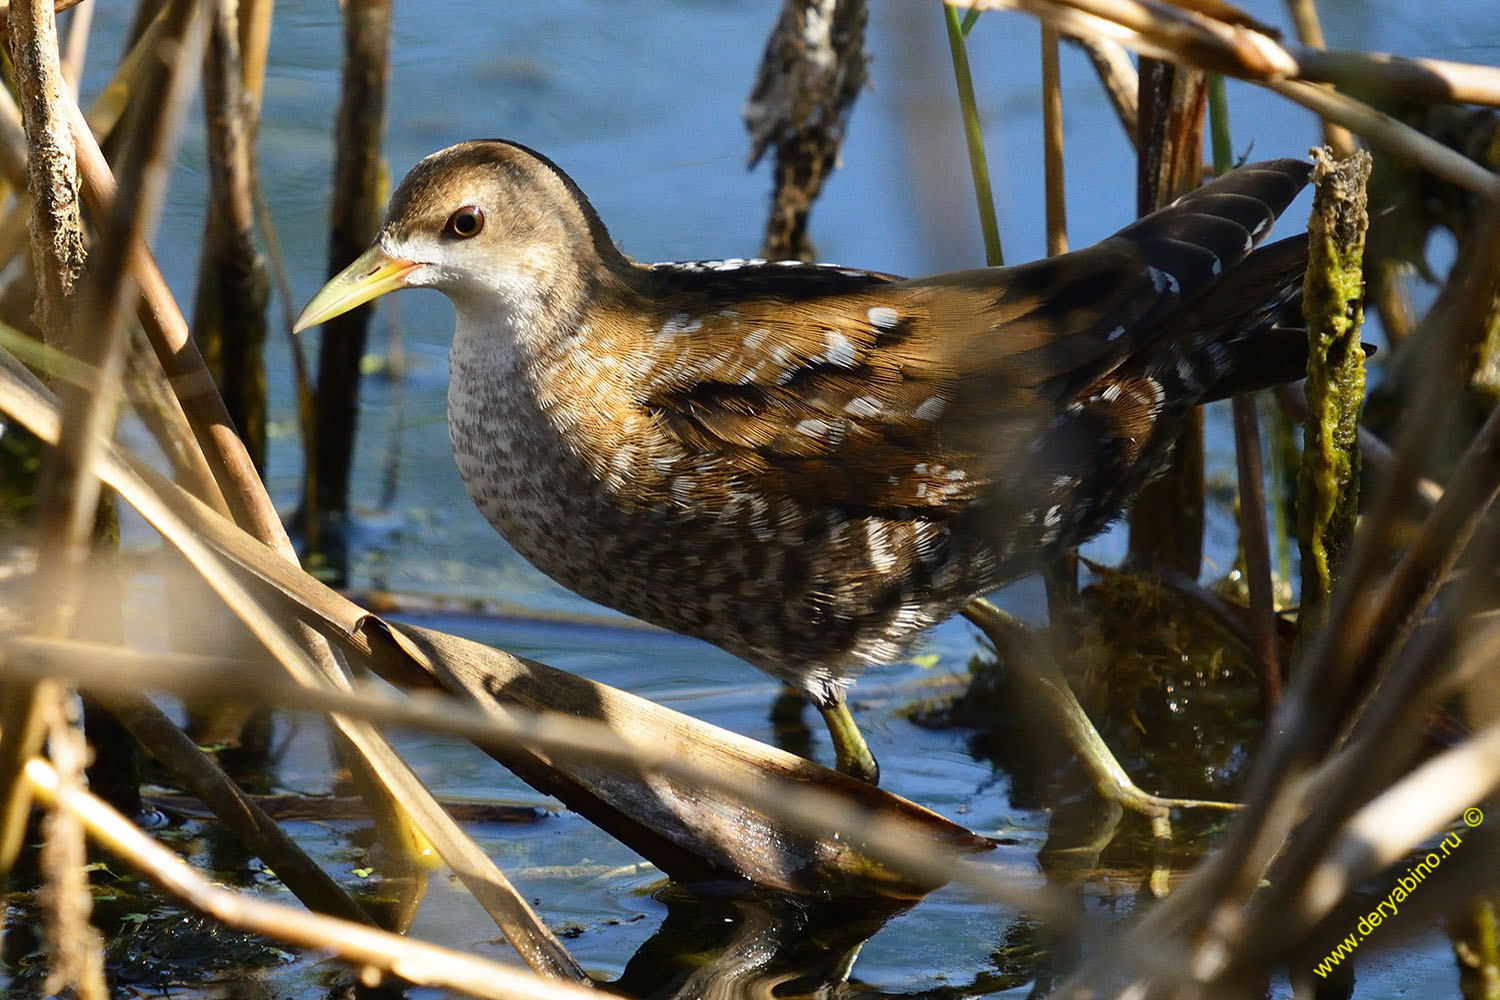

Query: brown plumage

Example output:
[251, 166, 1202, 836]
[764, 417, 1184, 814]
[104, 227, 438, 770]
[296, 140, 1313, 782]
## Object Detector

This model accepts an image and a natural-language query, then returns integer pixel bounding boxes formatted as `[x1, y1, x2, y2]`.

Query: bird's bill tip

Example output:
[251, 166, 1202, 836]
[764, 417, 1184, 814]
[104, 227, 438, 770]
[292, 246, 419, 333]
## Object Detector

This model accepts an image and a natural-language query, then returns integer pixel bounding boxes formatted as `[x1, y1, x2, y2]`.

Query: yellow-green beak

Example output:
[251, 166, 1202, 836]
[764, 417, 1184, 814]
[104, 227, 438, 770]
[292, 244, 420, 333]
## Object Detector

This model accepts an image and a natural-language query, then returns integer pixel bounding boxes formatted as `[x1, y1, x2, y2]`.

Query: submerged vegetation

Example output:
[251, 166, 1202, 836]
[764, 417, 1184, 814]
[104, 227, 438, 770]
[0, 1, 1498, 998]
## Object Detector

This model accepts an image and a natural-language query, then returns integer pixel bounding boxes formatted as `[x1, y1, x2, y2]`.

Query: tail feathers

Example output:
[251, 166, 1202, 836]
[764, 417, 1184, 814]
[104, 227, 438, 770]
[1126, 233, 1311, 403]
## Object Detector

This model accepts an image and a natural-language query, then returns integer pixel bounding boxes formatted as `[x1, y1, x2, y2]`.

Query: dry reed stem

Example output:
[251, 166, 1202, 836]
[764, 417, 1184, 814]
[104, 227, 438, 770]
[52, 21, 553, 954]
[1041, 25, 1068, 256]
[0, 0, 93, 908]
[0, 629, 1061, 918]
[95, 688, 374, 923]
[194, 0, 270, 471]
[37, 693, 105, 1000]
[21, 757, 600, 1000]
[0, 2, 197, 994]
[0, 65, 229, 515]
[1230, 396, 1280, 709]
[0, 339, 590, 981]
[953, 0, 1500, 200]
[1043, 191, 1500, 1000]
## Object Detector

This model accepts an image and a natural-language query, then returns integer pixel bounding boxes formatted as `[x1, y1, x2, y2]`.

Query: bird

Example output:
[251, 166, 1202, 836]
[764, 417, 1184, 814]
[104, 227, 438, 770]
[295, 139, 1313, 784]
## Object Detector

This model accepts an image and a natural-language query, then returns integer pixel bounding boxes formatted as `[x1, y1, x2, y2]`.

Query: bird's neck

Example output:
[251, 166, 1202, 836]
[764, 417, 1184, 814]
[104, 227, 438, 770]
[447, 263, 661, 485]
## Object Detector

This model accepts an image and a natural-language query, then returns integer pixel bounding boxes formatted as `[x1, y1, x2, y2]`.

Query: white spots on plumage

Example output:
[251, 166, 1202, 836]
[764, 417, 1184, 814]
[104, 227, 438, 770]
[1147, 265, 1181, 296]
[1101, 384, 1122, 403]
[822, 329, 857, 367]
[946, 468, 966, 481]
[1043, 505, 1062, 528]
[670, 476, 696, 504]
[866, 305, 899, 329]
[1106, 324, 1127, 342]
[1132, 379, 1165, 409]
[743, 327, 770, 350]
[890, 602, 927, 632]
[652, 258, 774, 273]
[865, 520, 897, 572]
[913, 463, 929, 476]
[660, 312, 703, 338]
[795, 418, 831, 439]
[913, 396, 946, 421]
[915, 482, 928, 499]
[844, 395, 882, 418]
[1052, 474, 1074, 490]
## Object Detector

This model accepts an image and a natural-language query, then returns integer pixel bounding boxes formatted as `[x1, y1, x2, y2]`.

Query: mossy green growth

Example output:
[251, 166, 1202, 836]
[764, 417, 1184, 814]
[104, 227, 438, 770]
[1297, 150, 1373, 625]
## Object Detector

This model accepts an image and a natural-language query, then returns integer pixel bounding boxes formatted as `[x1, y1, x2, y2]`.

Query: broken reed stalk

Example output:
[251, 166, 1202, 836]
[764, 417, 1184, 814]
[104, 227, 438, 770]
[746, 0, 869, 261]
[1296, 148, 1370, 627]
[1074, 33, 1138, 144]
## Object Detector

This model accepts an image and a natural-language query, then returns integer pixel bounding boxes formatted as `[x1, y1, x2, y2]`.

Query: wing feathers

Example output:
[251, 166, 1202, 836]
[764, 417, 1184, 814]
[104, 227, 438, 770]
[627, 158, 1313, 521]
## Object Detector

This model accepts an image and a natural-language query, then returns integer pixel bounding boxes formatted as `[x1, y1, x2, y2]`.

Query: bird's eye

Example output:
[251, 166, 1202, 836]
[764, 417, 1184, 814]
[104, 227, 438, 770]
[445, 206, 485, 238]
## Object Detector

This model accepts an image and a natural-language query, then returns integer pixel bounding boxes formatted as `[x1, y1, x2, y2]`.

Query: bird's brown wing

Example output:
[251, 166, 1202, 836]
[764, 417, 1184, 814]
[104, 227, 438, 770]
[636, 159, 1313, 520]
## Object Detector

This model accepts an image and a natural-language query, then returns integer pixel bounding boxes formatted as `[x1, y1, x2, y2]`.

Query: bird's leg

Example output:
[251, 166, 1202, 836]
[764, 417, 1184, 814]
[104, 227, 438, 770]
[963, 598, 1236, 821]
[816, 698, 880, 784]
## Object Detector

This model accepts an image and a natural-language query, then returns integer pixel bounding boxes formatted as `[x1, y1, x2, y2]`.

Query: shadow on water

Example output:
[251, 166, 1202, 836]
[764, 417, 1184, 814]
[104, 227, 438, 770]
[612, 887, 912, 1000]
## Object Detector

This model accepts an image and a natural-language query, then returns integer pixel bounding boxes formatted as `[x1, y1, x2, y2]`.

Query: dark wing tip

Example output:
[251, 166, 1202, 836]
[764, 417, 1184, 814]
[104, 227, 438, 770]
[1112, 157, 1313, 297]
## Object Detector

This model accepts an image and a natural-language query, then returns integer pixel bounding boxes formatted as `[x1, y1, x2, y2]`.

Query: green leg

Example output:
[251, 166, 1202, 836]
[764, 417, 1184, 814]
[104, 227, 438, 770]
[817, 700, 880, 784]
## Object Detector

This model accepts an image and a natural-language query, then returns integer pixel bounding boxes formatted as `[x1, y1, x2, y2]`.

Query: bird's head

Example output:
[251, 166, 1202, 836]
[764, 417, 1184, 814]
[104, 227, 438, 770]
[294, 139, 623, 333]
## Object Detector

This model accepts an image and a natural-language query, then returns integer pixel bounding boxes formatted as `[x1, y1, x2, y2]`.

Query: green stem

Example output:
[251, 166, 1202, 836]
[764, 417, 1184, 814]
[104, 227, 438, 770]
[943, 4, 1003, 266]
[1207, 74, 1234, 174]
